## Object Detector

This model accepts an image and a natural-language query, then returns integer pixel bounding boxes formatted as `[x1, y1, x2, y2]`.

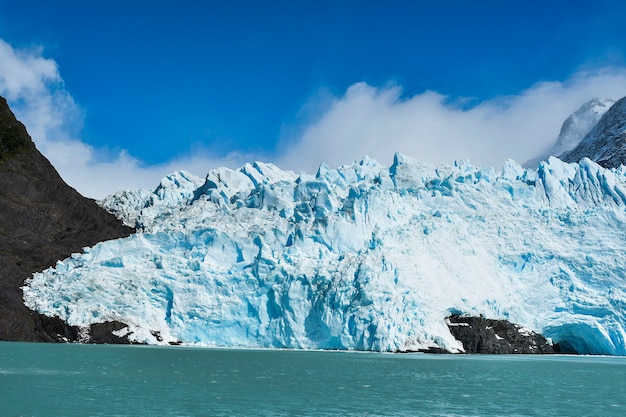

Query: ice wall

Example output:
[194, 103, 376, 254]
[23, 155, 626, 354]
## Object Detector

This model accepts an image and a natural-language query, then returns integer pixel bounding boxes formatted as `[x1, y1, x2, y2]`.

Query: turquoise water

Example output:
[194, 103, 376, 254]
[1, 342, 624, 416]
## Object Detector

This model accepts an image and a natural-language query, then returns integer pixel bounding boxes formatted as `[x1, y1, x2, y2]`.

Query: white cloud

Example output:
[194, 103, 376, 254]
[0, 39, 248, 199]
[0, 41, 59, 100]
[0, 39, 76, 145]
[277, 69, 626, 172]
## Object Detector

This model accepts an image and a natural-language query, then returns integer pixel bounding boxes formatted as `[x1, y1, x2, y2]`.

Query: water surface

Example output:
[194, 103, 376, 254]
[1, 342, 624, 416]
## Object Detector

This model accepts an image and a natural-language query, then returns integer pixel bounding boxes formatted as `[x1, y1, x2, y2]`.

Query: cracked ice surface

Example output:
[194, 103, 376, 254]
[23, 154, 626, 354]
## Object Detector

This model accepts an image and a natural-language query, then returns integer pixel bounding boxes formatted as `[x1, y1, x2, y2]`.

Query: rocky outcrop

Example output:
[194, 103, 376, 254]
[0, 96, 133, 342]
[447, 315, 556, 354]
[88, 321, 133, 344]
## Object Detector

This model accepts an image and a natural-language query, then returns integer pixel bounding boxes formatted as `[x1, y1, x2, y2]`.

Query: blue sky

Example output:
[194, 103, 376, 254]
[1, 1, 626, 197]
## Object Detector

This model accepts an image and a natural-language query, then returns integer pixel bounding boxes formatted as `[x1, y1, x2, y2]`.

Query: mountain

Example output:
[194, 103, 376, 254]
[0, 96, 133, 342]
[524, 98, 615, 168]
[560, 96, 626, 168]
[23, 153, 626, 354]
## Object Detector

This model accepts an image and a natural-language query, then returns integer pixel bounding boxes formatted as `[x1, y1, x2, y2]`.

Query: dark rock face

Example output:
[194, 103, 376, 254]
[0, 96, 134, 342]
[560, 96, 626, 168]
[447, 315, 556, 354]
[89, 321, 132, 344]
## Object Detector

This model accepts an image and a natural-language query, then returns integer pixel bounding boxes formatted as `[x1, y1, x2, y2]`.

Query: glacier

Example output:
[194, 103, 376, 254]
[23, 154, 626, 354]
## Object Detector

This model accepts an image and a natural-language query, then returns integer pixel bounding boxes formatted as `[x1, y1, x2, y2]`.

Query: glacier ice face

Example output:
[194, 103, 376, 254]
[23, 154, 626, 354]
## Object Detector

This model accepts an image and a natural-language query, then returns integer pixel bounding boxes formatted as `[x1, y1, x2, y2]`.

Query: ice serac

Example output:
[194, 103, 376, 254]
[560, 96, 626, 168]
[524, 98, 615, 168]
[23, 153, 626, 354]
[99, 171, 205, 228]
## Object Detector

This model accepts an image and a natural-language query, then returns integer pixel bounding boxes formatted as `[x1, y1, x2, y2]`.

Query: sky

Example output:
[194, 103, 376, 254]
[1, 1, 626, 198]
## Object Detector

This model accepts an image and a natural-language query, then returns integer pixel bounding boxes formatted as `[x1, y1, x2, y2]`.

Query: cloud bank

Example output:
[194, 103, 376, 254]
[2, 38, 626, 199]
[277, 71, 626, 172]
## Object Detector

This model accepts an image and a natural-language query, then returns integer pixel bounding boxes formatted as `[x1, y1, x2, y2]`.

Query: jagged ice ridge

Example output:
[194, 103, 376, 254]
[23, 154, 626, 354]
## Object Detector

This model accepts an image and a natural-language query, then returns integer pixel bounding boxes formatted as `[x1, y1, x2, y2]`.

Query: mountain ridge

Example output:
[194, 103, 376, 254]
[560, 96, 626, 168]
[524, 98, 615, 168]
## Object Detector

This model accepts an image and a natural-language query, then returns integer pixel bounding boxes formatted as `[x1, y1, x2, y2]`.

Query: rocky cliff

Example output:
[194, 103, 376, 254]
[0, 96, 133, 342]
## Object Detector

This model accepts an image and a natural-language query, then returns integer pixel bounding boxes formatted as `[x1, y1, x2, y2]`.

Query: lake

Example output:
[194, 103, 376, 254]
[1, 342, 624, 416]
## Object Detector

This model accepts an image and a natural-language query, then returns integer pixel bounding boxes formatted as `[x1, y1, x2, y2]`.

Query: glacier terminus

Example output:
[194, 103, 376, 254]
[22, 152, 626, 355]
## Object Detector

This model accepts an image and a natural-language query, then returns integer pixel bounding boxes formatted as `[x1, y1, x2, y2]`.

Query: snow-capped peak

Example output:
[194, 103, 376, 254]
[524, 97, 615, 168]
[560, 96, 626, 168]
